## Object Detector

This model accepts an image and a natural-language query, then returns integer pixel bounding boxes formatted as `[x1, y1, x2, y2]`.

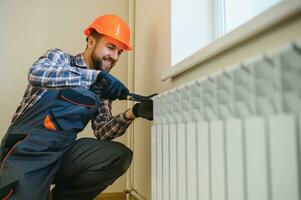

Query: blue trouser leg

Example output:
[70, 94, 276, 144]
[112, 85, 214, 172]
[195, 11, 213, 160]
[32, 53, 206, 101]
[52, 138, 133, 200]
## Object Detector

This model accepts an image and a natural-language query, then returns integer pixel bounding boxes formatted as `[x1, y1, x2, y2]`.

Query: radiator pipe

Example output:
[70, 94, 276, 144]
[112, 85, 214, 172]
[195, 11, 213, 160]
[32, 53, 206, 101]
[126, 0, 141, 200]
[124, 189, 145, 200]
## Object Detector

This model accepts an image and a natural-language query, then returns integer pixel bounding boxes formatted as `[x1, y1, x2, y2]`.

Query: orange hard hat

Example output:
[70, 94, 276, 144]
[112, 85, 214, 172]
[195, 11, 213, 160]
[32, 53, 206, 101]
[84, 15, 132, 51]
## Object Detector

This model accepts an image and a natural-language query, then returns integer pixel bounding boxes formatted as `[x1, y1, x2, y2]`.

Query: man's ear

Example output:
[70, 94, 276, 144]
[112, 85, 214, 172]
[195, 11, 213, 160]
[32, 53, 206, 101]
[87, 36, 96, 49]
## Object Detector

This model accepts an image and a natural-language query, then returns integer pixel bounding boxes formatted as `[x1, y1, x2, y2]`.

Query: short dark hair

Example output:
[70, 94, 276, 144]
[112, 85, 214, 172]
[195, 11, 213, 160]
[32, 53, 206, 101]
[86, 29, 102, 42]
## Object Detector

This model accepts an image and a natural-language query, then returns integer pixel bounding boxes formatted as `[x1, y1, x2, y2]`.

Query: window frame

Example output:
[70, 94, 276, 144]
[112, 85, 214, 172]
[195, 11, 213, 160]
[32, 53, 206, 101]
[163, 1, 301, 81]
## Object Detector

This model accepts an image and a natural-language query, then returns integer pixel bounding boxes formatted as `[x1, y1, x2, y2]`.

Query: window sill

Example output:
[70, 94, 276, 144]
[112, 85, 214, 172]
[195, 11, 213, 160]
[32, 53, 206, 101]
[161, 1, 301, 81]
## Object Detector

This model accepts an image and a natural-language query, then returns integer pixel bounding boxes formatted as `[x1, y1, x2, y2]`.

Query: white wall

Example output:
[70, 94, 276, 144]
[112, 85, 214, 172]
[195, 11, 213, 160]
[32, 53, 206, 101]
[0, 0, 130, 194]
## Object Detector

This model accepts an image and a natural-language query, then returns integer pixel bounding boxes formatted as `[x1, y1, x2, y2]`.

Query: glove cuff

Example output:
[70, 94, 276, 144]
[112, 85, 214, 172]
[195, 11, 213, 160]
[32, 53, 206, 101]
[96, 71, 103, 81]
[132, 103, 141, 118]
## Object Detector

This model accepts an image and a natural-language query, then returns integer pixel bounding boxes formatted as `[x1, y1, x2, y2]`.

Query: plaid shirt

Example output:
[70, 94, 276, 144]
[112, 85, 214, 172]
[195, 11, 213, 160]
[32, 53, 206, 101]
[12, 48, 133, 140]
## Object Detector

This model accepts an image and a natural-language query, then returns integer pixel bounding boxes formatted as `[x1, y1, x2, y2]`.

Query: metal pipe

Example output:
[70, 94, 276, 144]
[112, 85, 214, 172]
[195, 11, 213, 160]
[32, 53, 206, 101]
[126, 0, 136, 200]
[124, 189, 145, 200]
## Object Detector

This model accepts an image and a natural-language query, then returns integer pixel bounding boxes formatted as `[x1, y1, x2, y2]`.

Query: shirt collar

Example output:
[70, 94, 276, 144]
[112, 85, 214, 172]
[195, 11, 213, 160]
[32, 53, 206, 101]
[74, 53, 88, 68]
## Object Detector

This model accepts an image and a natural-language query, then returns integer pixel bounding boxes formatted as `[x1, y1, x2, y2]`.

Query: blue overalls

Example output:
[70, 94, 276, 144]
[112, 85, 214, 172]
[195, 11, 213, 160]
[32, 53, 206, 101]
[0, 87, 100, 199]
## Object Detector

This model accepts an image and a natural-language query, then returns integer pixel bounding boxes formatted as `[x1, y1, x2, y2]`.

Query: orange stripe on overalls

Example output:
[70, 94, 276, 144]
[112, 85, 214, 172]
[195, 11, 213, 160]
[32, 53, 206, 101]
[44, 115, 56, 130]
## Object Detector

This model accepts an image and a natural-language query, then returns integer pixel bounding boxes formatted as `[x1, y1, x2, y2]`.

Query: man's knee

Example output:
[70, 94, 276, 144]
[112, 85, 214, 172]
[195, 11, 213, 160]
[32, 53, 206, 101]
[53, 139, 133, 194]
[74, 138, 133, 174]
[105, 141, 133, 174]
[85, 140, 133, 186]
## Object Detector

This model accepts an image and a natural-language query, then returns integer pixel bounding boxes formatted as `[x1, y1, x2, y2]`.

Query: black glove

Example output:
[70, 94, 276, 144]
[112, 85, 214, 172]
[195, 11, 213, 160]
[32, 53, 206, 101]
[90, 71, 129, 101]
[132, 101, 153, 121]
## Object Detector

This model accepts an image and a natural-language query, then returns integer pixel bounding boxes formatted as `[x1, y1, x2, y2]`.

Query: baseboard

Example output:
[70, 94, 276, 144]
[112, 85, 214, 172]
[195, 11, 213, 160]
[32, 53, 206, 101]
[94, 192, 138, 200]
[94, 192, 137, 200]
[94, 192, 125, 200]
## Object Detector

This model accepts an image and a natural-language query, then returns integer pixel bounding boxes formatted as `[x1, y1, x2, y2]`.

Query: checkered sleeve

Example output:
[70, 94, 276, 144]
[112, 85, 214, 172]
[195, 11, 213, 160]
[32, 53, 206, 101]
[92, 100, 134, 141]
[28, 48, 99, 89]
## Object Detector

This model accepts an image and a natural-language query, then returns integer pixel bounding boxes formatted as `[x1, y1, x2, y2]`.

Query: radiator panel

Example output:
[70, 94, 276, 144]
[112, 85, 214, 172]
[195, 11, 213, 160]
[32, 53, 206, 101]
[151, 126, 157, 200]
[225, 119, 245, 200]
[151, 39, 301, 200]
[162, 125, 170, 200]
[197, 121, 210, 200]
[169, 124, 177, 200]
[177, 123, 187, 200]
[186, 122, 198, 200]
[156, 126, 163, 200]
[245, 117, 269, 200]
[268, 115, 299, 200]
[210, 120, 226, 200]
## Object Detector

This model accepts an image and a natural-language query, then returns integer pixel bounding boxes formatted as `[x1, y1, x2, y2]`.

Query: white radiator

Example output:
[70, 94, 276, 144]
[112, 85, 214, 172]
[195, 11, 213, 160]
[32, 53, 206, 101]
[151, 39, 301, 200]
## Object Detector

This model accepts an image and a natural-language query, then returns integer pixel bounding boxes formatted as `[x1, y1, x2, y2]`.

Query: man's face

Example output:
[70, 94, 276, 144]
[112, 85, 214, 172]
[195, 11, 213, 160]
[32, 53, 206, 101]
[90, 36, 124, 72]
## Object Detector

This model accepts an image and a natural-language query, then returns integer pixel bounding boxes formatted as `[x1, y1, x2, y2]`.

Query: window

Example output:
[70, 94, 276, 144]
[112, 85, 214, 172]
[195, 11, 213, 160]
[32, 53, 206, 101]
[224, 0, 281, 33]
[171, 0, 214, 65]
[171, 0, 282, 66]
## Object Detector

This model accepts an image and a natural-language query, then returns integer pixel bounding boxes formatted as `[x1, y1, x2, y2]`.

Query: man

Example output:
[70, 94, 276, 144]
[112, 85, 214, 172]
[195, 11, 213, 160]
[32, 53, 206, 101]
[0, 14, 153, 200]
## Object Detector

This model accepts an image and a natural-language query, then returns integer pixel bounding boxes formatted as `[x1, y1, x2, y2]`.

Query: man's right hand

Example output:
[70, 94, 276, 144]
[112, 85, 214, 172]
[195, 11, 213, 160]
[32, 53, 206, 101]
[132, 101, 154, 121]
[90, 71, 129, 101]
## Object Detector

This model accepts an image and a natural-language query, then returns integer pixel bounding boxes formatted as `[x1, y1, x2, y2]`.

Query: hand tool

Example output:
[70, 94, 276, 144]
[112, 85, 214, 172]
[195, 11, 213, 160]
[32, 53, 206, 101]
[125, 93, 157, 103]
[99, 77, 157, 103]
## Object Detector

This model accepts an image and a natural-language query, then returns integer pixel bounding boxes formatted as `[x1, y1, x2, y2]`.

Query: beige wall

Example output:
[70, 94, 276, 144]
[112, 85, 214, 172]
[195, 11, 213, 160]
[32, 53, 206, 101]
[0, 0, 130, 193]
[133, 0, 301, 199]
